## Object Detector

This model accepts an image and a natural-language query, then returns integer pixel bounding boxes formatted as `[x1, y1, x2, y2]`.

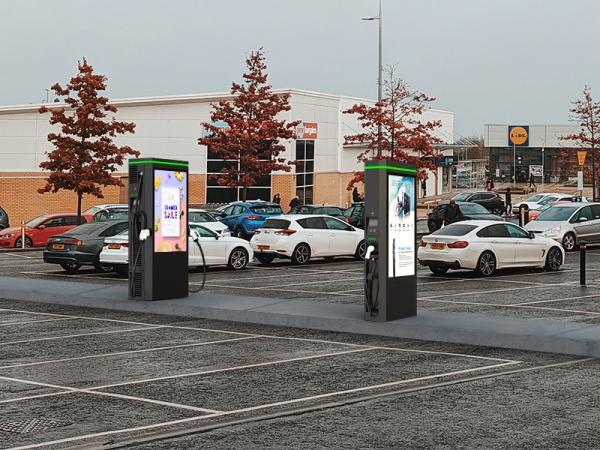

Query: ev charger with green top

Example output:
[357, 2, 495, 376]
[364, 160, 417, 321]
[128, 158, 189, 301]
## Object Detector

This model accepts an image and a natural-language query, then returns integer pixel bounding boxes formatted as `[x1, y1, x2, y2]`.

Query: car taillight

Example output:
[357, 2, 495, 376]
[275, 229, 296, 236]
[448, 241, 469, 248]
[65, 239, 83, 246]
[245, 215, 262, 220]
[254, 230, 261, 234]
[419, 240, 426, 247]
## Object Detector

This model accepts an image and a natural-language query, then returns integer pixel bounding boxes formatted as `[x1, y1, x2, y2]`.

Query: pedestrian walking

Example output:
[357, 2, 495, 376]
[529, 173, 536, 188]
[505, 187, 512, 216]
[289, 195, 300, 211]
[272, 193, 281, 204]
[443, 200, 465, 226]
[352, 187, 361, 203]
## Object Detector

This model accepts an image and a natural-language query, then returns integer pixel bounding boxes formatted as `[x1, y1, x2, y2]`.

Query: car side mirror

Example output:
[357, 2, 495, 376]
[579, 217, 588, 223]
[37, 224, 46, 229]
[528, 231, 535, 239]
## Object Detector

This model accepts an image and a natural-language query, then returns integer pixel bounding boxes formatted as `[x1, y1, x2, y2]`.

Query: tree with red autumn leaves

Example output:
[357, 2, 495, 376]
[343, 66, 443, 189]
[559, 85, 600, 200]
[39, 58, 139, 223]
[198, 48, 299, 201]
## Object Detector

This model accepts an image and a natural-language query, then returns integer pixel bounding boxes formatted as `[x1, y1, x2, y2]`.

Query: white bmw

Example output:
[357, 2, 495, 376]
[418, 220, 564, 276]
[250, 215, 365, 264]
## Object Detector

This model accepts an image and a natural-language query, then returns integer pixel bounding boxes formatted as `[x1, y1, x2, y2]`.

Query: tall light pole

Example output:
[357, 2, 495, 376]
[362, 0, 382, 157]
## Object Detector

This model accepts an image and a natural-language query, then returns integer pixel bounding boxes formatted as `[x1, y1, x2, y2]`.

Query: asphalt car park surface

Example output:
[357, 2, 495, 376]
[1, 248, 600, 448]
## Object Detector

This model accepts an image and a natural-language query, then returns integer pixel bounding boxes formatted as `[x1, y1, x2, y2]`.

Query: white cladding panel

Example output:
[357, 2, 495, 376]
[485, 124, 579, 147]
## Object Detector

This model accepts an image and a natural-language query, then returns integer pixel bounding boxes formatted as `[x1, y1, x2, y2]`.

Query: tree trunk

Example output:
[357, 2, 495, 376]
[77, 192, 83, 225]
[242, 186, 247, 202]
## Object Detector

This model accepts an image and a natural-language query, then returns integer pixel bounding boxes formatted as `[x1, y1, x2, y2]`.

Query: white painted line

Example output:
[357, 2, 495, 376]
[418, 282, 580, 300]
[0, 336, 258, 369]
[200, 283, 361, 297]
[7, 361, 519, 450]
[0, 317, 75, 327]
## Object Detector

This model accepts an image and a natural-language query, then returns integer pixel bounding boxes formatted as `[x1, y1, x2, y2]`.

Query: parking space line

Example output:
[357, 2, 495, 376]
[8, 361, 519, 450]
[0, 317, 75, 327]
[0, 336, 258, 370]
[418, 282, 580, 300]
[509, 293, 600, 306]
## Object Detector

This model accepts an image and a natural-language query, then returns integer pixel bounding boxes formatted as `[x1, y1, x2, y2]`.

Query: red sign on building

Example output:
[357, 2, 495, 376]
[296, 122, 318, 139]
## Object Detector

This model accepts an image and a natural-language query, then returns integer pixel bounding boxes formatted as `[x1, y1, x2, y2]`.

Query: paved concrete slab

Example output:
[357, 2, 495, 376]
[2, 275, 600, 357]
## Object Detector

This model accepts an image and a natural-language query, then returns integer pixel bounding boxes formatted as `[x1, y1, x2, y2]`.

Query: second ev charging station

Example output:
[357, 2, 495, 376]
[128, 158, 189, 301]
[364, 160, 417, 321]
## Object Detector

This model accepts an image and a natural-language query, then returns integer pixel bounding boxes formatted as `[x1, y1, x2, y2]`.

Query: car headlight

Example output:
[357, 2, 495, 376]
[0, 233, 14, 238]
[542, 226, 562, 237]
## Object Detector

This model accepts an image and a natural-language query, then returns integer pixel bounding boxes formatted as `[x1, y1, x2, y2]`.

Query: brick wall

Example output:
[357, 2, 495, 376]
[272, 174, 295, 210]
[314, 172, 363, 208]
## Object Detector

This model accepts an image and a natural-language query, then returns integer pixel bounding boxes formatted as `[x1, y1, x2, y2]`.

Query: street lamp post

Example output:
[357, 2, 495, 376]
[362, 0, 382, 157]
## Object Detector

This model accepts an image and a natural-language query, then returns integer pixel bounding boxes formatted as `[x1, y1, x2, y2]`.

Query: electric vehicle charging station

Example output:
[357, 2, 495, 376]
[128, 158, 189, 301]
[364, 160, 417, 321]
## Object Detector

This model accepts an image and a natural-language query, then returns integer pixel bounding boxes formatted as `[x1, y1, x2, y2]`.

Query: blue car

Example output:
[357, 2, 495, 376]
[217, 201, 284, 239]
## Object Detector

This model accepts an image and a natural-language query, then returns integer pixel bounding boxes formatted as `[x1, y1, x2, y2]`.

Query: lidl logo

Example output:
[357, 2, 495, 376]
[508, 126, 529, 146]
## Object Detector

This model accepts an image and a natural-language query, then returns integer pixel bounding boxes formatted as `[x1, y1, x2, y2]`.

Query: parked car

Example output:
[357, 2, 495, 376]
[99, 223, 253, 274]
[0, 205, 9, 230]
[526, 201, 571, 223]
[90, 204, 128, 222]
[528, 194, 586, 210]
[418, 220, 564, 276]
[217, 201, 284, 239]
[427, 201, 504, 233]
[289, 205, 348, 222]
[0, 213, 93, 248]
[250, 215, 365, 265]
[343, 202, 365, 229]
[84, 204, 127, 216]
[513, 193, 578, 211]
[451, 191, 505, 215]
[524, 203, 600, 251]
[43, 219, 128, 273]
[188, 208, 230, 236]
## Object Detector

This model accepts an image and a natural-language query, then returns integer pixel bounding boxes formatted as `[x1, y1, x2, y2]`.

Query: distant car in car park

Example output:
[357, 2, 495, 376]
[0, 213, 93, 248]
[43, 219, 128, 273]
[188, 208, 230, 236]
[0, 205, 9, 230]
[418, 220, 564, 277]
[84, 204, 127, 215]
[524, 203, 600, 251]
[91, 205, 129, 222]
[526, 201, 571, 223]
[343, 202, 364, 229]
[427, 201, 504, 233]
[513, 193, 585, 211]
[451, 191, 505, 215]
[289, 205, 348, 222]
[250, 215, 365, 265]
[217, 201, 284, 239]
[99, 223, 253, 275]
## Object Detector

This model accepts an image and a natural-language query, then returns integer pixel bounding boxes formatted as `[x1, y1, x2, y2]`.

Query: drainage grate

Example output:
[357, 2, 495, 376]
[0, 418, 72, 435]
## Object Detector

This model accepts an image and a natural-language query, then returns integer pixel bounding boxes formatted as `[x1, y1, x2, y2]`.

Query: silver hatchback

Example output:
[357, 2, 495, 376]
[524, 203, 600, 251]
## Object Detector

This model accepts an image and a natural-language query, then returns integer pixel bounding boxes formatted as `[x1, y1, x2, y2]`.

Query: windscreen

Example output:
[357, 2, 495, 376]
[26, 216, 47, 227]
[66, 222, 107, 235]
[260, 219, 290, 229]
[188, 211, 215, 223]
[460, 203, 488, 215]
[432, 224, 478, 236]
[452, 193, 471, 201]
[536, 206, 578, 221]
[526, 194, 545, 203]
[251, 206, 284, 215]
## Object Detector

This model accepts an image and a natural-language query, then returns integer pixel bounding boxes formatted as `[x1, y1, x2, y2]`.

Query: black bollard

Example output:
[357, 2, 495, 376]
[580, 240, 587, 285]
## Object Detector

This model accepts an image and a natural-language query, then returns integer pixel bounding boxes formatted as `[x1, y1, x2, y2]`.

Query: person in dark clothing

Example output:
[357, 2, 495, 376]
[289, 196, 300, 211]
[272, 193, 281, 204]
[443, 200, 465, 226]
[421, 179, 427, 198]
[352, 187, 361, 203]
[529, 173, 536, 188]
[505, 187, 512, 216]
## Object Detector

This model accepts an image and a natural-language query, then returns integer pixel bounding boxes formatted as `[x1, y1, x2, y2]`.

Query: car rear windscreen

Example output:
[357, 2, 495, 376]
[251, 206, 284, 215]
[432, 224, 478, 236]
[260, 219, 290, 229]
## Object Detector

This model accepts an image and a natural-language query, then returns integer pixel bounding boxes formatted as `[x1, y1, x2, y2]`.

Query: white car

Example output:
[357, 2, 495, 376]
[250, 214, 365, 264]
[418, 220, 564, 276]
[524, 203, 600, 251]
[513, 193, 565, 210]
[100, 224, 253, 275]
[188, 208, 230, 236]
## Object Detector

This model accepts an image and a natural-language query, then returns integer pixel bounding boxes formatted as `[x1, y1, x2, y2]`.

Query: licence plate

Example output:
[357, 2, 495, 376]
[108, 244, 121, 249]
[258, 245, 270, 250]
[430, 243, 446, 250]
[52, 244, 64, 250]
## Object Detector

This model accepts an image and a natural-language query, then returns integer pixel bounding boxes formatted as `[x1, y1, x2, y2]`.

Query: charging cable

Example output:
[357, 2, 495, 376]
[364, 245, 379, 316]
[189, 230, 206, 293]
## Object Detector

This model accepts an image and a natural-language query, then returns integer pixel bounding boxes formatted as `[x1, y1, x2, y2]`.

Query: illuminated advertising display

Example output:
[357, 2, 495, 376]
[387, 174, 415, 277]
[153, 169, 187, 253]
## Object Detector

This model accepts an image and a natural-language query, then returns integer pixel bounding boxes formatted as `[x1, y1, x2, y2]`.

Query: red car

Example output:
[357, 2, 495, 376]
[0, 213, 93, 248]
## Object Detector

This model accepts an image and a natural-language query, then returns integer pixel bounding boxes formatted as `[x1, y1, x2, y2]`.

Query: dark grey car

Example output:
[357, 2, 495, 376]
[427, 201, 504, 233]
[43, 219, 128, 273]
[0, 206, 8, 230]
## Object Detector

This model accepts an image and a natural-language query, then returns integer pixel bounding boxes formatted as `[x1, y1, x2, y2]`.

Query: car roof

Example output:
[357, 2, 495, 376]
[231, 201, 280, 206]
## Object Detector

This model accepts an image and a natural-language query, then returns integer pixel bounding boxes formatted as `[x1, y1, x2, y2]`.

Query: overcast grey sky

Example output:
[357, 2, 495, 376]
[1, 0, 599, 137]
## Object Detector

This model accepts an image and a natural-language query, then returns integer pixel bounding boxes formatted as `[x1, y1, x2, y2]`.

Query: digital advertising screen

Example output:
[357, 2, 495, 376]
[387, 174, 415, 278]
[153, 169, 187, 253]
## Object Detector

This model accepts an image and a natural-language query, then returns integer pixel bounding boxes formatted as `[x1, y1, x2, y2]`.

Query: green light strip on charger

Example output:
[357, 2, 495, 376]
[128, 160, 188, 167]
[364, 165, 416, 174]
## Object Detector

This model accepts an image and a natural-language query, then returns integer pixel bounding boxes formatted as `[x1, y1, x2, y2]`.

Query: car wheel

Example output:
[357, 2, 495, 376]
[427, 220, 439, 233]
[234, 228, 246, 240]
[94, 258, 114, 273]
[354, 240, 366, 260]
[227, 247, 249, 270]
[562, 232, 576, 252]
[114, 266, 128, 276]
[60, 262, 81, 273]
[475, 251, 496, 277]
[256, 254, 275, 265]
[429, 266, 448, 276]
[492, 206, 503, 216]
[291, 243, 311, 265]
[545, 247, 563, 271]
[14, 237, 33, 248]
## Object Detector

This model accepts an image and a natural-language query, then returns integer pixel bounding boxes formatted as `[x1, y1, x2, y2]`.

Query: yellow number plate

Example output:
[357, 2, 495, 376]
[52, 244, 64, 250]
[108, 244, 121, 249]
[258, 245, 270, 250]
[430, 243, 446, 250]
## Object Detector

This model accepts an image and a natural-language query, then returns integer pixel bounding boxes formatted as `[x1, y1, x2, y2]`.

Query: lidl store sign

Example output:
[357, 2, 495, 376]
[508, 126, 529, 146]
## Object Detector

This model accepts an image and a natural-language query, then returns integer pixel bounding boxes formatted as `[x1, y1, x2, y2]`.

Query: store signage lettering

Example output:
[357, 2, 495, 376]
[508, 126, 529, 146]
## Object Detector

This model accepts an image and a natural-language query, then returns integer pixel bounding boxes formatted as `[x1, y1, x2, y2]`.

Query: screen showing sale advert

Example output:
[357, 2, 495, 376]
[153, 169, 187, 253]
[388, 174, 415, 278]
